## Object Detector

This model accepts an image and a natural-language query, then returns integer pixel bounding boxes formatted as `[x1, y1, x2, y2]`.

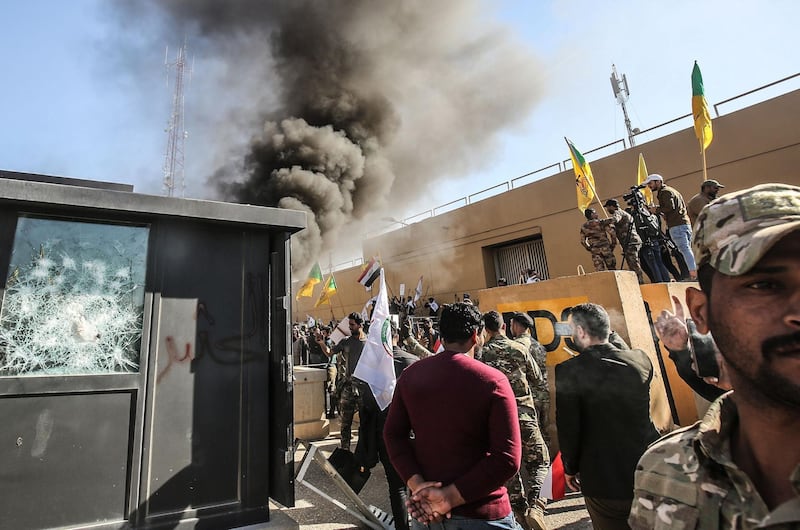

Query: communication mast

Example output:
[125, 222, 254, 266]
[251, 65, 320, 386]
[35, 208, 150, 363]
[162, 41, 191, 197]
[610, 64, 638, 148]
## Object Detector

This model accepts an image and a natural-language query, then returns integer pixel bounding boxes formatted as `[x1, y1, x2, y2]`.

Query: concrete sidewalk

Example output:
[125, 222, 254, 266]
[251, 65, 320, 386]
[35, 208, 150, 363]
[268, 418, 592, 529]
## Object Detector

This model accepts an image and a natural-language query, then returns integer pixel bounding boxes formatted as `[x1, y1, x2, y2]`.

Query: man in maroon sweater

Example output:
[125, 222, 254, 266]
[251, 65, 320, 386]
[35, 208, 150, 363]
[384, 303, 522, 529]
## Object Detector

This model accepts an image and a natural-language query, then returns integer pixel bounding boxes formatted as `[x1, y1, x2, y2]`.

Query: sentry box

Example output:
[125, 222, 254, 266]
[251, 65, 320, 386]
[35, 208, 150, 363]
[0, 173, 305, 529]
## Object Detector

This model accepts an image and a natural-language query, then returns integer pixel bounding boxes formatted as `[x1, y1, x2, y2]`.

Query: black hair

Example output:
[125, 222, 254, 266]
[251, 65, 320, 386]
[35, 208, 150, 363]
[569, 303, 610, 340]
[584, 208, 596, 220]
[697, 264, 714, 295]
[510, 312, 534, 330]
[348, 312, 364, 326]
[483, 311, 503, 332]
[439, 303, 483, 343]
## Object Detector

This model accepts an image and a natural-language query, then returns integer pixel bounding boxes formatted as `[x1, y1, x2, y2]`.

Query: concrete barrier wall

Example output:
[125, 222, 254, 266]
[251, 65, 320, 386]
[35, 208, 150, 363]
[639, 282, 702, 426]
[478, 271, 678, 448]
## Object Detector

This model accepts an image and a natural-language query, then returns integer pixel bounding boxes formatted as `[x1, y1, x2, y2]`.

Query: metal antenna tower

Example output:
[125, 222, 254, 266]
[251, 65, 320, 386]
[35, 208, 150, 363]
[610, 64, 638, 147]
[162, 41, 191, 197]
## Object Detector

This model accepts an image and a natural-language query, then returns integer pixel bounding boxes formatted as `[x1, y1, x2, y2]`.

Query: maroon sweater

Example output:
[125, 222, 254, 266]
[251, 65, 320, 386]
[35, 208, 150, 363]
[383, 350, 521, 520]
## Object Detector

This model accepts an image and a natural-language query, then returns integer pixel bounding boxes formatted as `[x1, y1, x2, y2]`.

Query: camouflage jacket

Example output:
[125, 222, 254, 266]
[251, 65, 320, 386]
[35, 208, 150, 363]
[610, 208, 642, 246]
[514, 333, 547, 390]
[480, 334, 537, 410]
[629, 393, 800, 530]
[580, 219, 616, 251]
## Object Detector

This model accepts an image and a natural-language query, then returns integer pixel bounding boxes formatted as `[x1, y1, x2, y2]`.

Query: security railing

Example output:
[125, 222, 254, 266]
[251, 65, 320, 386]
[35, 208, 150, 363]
[340, 73, 800, 270]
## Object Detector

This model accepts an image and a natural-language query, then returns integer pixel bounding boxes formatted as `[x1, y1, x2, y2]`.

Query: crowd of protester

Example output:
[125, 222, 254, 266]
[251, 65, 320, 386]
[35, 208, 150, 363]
[291, 182, 800, 530]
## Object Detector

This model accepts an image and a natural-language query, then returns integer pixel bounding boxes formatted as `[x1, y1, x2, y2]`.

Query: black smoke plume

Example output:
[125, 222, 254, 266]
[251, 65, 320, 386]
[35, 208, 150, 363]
[116, 0, 542, 272]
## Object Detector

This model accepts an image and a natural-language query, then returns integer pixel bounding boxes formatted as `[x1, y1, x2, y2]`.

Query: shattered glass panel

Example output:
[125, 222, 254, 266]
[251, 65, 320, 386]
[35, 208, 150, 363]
[0, 217, 148, 376]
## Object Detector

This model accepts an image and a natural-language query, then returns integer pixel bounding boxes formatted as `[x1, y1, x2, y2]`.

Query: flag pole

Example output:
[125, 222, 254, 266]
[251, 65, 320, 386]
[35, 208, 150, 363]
[585, 177, 610, 218]
[701, 131, 708, 182]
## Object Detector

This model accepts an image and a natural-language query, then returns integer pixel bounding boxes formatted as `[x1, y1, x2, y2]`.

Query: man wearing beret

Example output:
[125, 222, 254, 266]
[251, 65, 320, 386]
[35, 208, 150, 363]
[629, 183, 800, 530]
[687, 179, 725, 227]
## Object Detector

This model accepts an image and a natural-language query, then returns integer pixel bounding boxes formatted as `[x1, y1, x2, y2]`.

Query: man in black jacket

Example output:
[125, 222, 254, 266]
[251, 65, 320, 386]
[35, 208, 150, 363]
[355, 321, 418, 530]
[555, 303, 659, 530]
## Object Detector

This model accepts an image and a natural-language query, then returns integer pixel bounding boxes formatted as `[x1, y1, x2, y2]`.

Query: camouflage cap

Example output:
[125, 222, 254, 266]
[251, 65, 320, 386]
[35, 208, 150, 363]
[692, 183, 800, 275]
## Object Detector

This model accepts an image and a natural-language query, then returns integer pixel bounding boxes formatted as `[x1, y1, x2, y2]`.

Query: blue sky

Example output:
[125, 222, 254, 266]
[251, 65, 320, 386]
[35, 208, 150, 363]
[1, 1, 798, 223]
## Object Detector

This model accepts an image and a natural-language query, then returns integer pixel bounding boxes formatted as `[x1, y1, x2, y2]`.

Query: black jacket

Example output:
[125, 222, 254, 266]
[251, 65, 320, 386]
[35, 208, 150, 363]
[355, 346, 418, 468]
[555, 342, 659, 499]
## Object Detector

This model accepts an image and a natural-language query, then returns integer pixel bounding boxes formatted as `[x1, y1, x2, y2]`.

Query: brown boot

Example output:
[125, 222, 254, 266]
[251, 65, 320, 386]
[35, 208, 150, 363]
[513, 505, 532, 530]
[525, 505, 548, 530]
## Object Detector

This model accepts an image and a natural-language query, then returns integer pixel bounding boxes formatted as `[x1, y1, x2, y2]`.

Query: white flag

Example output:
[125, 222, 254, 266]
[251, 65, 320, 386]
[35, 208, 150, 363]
[329, 318, 351, 345]
[353, 270, 396, 410]
[413, 276, 423, 302]
[399, 283, 406, 297]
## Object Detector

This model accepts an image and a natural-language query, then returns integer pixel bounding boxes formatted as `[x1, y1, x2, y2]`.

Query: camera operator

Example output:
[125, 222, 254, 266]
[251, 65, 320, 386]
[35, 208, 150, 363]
[603, 199, 645, 284]
[644, 174, 697, 280]
[622, 186, 672, 283]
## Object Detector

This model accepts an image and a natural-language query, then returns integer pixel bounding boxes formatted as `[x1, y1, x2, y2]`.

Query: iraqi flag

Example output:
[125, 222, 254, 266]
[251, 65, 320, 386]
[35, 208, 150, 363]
[539, 452, 566, 501]
[357, 256, 382, 289]
[353, 270, 396, 410]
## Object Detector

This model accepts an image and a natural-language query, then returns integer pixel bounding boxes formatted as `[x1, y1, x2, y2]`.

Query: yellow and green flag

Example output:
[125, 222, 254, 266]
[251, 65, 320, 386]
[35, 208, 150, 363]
[296, 261, 323, 299]
[565, 137, 596, 212]
[691, 61, 713, 151]
[314, 274, 337, 308]
[637, 153, 653, 205]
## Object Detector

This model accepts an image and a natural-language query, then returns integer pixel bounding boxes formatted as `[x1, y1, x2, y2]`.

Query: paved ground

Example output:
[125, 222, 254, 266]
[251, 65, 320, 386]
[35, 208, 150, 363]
[269, 418, 593, 530]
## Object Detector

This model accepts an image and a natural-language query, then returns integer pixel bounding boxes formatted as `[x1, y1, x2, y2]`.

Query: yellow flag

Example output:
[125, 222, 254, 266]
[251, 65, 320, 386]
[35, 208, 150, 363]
[691, 61, 713, 151]
[565, 137, 596, 212]
[296, 262, 323, 299]
[314, 274, 337, 308]
[637, 153, 653, 205]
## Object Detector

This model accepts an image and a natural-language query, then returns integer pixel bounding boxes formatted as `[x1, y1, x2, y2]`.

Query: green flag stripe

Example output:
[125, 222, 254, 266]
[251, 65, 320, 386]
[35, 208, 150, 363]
[308, 262, 323, 281]
[567, 139, 586, 167]
[692, 62, 705, 97]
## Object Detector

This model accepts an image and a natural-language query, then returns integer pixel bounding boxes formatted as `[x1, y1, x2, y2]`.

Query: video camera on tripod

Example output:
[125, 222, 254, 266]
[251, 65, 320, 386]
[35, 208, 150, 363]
[622, 185, 689, 280]
[622, 185, 661, 242]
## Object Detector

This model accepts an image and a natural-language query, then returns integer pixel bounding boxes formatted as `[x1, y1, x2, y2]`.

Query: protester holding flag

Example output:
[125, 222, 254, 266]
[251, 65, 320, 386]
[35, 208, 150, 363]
[580, 208, 617, 271]
[354, 319, 419, 530]
[316, 312, 366, 450]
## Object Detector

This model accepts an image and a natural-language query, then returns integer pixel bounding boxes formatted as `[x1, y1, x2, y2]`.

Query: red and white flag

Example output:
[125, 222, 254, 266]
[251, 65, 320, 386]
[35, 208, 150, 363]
[357, 256, 382, 289]
[539, 452, 566, 500]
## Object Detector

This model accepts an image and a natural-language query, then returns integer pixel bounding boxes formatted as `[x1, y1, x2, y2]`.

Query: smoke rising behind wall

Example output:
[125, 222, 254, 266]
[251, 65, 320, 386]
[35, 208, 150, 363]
[123, 0, 542, 272]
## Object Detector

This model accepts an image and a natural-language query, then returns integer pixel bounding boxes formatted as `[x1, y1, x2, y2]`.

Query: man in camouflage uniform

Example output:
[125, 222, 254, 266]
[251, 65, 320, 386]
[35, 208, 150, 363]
[511, 312, 552, 451]
[604, 198, 645, 283]
[316, 312, 367, 450]
[629, 183, 800, 530]
[482, 311, 549, 530]
[580, 208, 617, 271]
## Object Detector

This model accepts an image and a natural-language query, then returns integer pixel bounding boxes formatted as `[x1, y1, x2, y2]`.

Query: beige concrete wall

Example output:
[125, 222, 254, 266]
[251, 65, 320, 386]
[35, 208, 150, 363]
[359, 89, 800, 301]
[292, 89, 800, 323]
